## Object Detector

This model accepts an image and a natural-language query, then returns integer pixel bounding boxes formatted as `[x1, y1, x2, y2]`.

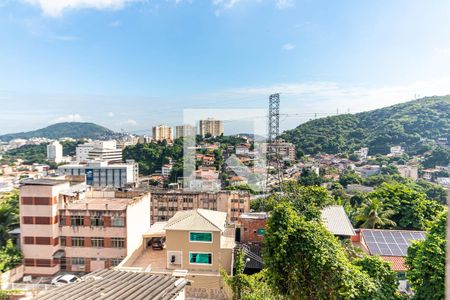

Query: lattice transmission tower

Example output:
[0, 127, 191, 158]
[265, 93, 283, 192]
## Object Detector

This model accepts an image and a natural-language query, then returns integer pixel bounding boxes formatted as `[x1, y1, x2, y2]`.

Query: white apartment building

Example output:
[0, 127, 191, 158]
[152, 125, 173, 142]
[58, 160, 139, 188]
[199, 118, 224, 137]
[76, 141, 122, 163]
[47, 141, 63, 163]
[390, 145, 405, 156]
[76, 143, 95, 162]
[354, 147, 369, 160]
[175, 125, 197, 139]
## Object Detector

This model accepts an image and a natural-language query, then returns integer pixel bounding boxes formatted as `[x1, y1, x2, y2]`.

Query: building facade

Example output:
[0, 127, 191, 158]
[76, 141, 122, 163]
[199, 118, 224, 137]
[152, 125, 173, 142]
[19, 179, 150, 276]
[58, 161, 139, 188]
[150, 189, 251, 224]
[261, 141, 296, 161]
[175, 125, 197, 139]
[47, 141, 63, 163]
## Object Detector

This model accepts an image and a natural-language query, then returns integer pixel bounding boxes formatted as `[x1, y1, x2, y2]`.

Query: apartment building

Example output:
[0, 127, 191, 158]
[261, 140, 296, 161]
[47, 141, 63, 163]
[76, 140, 122, 163]
[19, 179, 150, 276]
[76, 143, 95, 162]
[199, 118, 224, 137]
[150, 189, 251, 224]
[153, 125, 173, 142]
[175, 125, 197, 139]
[58, 160, 139, 188]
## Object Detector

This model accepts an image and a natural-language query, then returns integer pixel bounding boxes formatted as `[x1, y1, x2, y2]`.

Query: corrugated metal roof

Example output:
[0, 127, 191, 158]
[34, 269, 187, 300]
[164, 209, 226, 232]
[321, 205, 356, 237]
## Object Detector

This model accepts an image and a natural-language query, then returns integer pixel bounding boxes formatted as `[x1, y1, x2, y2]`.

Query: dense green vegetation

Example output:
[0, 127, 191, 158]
[282, 96, 450, 156]
[123, 135, 247, 181]
[0, 190, 19, 247]
[0, 190, 22, 273]
[0, 240, 22, 273]
[0, 141, 79, 165]
[406, 211, 446, 300]
[228, 184, 403, 300]
[422, 146, 450, 168]
[123, 139, 184, 178]
[0, 122, 117, 142]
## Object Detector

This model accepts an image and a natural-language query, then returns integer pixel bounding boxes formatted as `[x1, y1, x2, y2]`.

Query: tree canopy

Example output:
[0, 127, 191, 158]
[282, 96, 450, 156]
[262, 203, 400, 300]
[406, 211, 447, 300]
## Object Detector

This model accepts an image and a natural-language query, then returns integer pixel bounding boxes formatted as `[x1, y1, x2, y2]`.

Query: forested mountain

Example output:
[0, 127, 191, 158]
[0, 122, 117, 141]
[282, 96, 450, 156]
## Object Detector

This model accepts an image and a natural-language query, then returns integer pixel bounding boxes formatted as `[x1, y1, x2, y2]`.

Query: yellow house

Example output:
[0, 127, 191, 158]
[118, 209, 235, 299]
[164, 209, 235, 275]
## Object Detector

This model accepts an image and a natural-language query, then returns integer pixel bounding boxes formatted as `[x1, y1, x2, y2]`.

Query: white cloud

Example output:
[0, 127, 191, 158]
[53, 114, 82, 123]
[120, 119, 138, 126]
[213, 0, 240, 9]
[107, 112, 115, 117]
[24, 0, 136, 17]
[192, 77, 450, 130]
[282, 43, 295, 51]
[276, 0, 294, 9]
[24, 0, 293, 17]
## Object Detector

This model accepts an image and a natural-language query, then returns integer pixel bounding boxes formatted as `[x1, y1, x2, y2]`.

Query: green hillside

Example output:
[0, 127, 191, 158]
[0, 122, 117, 142]
[282, 96, 450, 156]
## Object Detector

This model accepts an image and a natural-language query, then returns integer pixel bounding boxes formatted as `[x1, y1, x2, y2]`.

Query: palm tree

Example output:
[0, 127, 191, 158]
[355, 199, 396, 229]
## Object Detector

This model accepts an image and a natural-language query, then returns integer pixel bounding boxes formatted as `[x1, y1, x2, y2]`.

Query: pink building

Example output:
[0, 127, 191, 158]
[20, 179, 150, 276]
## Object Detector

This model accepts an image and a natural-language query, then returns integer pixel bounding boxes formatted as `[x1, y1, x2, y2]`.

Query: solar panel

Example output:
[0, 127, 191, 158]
[361, 229, 426, 257]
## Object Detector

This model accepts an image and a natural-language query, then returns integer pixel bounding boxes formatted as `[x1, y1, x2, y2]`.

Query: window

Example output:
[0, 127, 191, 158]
[111, 217, 125, 227]
[72, 237, 85, 247]
[257, 228, 266, 235]
[90, 216, 104, 227]
[71, 215, 84, 226]
[189, 253, 212, 265]
[91, 237, 104, 248]
[60, 237, 66, 246]
[72, 257, 85, 265]
[190, 232, 212, 243]
[111, 258, 123, 267]
[59, 215, 66, 226]
[111, 238, 125, 248]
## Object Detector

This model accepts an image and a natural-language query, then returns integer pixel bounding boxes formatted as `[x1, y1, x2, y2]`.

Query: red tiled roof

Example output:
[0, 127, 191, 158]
[381, 256, 407, 271]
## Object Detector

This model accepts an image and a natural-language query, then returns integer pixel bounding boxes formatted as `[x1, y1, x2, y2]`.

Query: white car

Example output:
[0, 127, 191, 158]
[51, 274, 80, 285]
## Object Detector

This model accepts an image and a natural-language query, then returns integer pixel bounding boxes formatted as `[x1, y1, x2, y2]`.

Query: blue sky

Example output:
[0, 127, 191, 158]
[1, 0, 450, 135]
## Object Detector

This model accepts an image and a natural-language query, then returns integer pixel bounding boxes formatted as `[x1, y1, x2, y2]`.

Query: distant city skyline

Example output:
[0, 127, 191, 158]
[1, 0, 450, 134]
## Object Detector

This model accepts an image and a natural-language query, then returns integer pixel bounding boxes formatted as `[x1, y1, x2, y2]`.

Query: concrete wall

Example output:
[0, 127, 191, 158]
[126, 193, 151, 254]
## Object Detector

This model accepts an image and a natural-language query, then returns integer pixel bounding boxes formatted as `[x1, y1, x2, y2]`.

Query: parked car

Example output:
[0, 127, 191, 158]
[151, 237, 166, 250]
[51, 274, 80, 285]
